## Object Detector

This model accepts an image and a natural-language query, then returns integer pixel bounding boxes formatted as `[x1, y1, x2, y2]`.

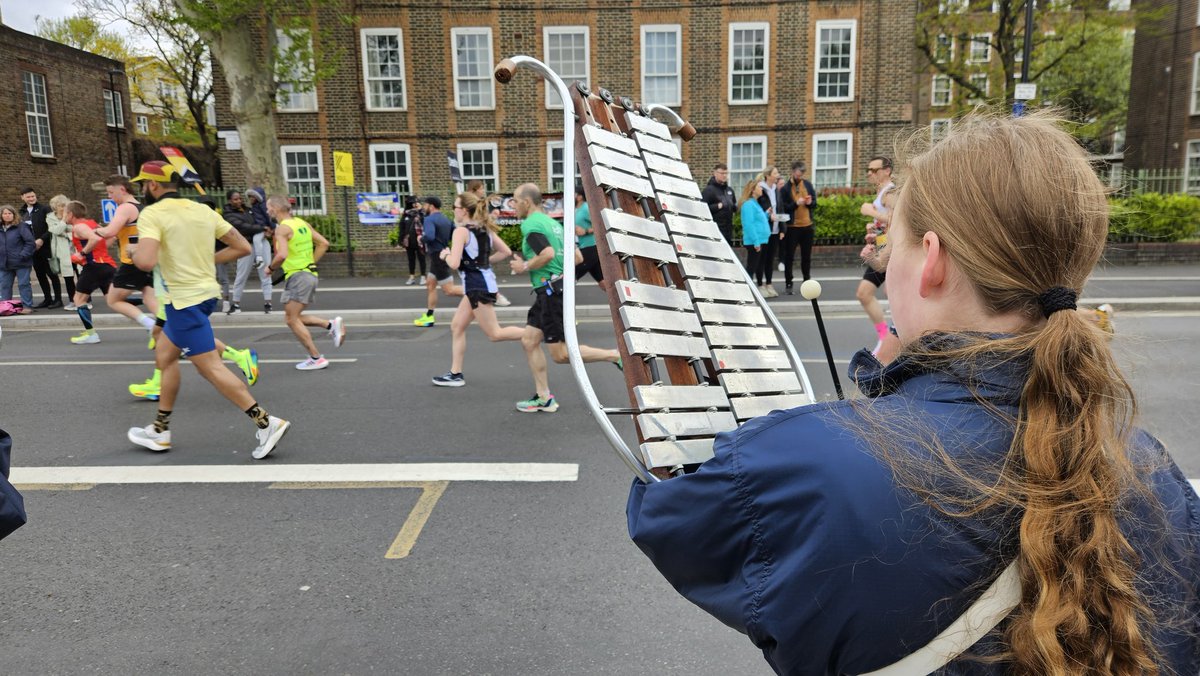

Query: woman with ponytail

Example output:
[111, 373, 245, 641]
[627, 111, 1199, 675]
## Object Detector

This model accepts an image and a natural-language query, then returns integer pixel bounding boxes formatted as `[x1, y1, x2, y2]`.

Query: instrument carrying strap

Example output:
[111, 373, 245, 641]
[860, 561, 1020, 676]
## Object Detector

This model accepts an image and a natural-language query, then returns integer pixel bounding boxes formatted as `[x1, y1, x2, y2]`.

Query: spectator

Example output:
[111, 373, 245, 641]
[701, 164, 736, 245]
[738, 179, 769, 291]
[754, 167, 782, 297]
[46, 194, 79, 310]
[0, 205, 36, 313]
[19, 188, 60, 308]
[398, 196, 426, 285]
[777, 161, 818, 293]
[224, 190, 272, 314]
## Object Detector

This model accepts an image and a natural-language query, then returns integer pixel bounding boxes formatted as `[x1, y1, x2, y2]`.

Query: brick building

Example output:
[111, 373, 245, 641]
[1125, 0, 1200, 193]
[214, 0, 916, 218]
[0, 23, 133, 212]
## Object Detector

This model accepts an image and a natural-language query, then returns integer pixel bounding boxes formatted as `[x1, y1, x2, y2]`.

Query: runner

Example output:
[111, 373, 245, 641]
[464, 180, 511, 307]
[413, 196, 464, 327]
[430, 191, 524, 387]
[124, 161, 288, 459]
[572, 186, 605, 290]
[63, 201, 116, 344]
[263, 195, 345, 371]
[84, 175, 158, 347]
[509, 183, 620, 413]
[856, 156, 900, 360]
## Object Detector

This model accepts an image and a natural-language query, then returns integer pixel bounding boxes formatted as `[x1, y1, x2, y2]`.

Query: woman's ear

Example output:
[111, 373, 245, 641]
[918, 231, 946, 299]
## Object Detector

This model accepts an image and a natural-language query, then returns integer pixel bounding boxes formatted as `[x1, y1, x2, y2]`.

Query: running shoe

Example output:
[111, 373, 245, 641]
[227, 302, 241, 315]
[432, 371, 465, 387]
[235, 348, 259, 386]
[413, 312, 435, 327]
[296, 356, 329, 371]
[128, 424, 171, 452]
[128, 378, 161, 401]
[614, 357, 623, 372]
[71, 330, 100, 345]
[329, 316, 346, 347]
[405, 276, 417, 286]
[516, 394, 559, 413]
[147, 328, 156, 350]
[253, 416, 290, 459]
[264, 302, 272, 314]
[495, 293, 512, 307]
[63, 302, 77, 311]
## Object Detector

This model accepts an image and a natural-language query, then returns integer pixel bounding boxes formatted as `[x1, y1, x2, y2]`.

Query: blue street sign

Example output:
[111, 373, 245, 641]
[1012, 101, 1026, 118]
[101, 199, 117, 224]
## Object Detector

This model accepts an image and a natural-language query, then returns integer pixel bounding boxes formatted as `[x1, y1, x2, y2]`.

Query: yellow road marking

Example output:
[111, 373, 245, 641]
[268, 480, 449, 559]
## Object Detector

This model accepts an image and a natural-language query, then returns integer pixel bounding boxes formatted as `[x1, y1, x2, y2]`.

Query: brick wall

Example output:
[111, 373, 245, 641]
[0, 25, 133, 216]
[1126, 0, 1200, 172]
[214, 0, 917, 230]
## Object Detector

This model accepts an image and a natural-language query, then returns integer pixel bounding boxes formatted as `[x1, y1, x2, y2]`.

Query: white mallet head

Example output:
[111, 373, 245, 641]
[799, 279, 822, 300]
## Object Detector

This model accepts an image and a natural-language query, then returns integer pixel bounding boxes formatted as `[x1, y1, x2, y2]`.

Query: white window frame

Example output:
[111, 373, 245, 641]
[543, 26, 590, 109]
[640, 24, 682, 107]
[135, 115, 148, 134]
[280, 144, 326, 215]
[728, 22, 770, 105]
[930, 118, 952, 143]
[969, 73, 990, 103]
[934, 34, 954, 64]
[451, 27, 495, 111]
[1192, 53, 1200, 115]
[103, 89, 124, 128]
[968, 33, 992, 64]
[1185, 140, 1200, 196]
[369, 143, 413, 195]
[23, 71, 53, 157]
[726, 135, 767, 190]
[546, 141, 582, 193]
[456, 142, 499, 193]
[276, 29, 318, 113]
[360, 28, 407, 112]
[811, 132, 854, 189]
[814, 20, 857, 103]
[931, 75, 953, 107]
[939, 0, 967, 13]
[162, 119, 170, 136]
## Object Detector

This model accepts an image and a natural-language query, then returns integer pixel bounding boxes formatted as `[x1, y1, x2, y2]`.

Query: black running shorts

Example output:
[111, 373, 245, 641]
[113, 263, 154, 291]
[76, 263, 115, 295]
[526, 288, 565, 344]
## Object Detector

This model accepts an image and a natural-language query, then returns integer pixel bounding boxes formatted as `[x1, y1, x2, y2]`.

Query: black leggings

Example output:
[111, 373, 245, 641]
[406, 245, 426, 276]
[744, 244, 762, 281]
[757, 235, 779, 285]
[782, 226, 815, 285]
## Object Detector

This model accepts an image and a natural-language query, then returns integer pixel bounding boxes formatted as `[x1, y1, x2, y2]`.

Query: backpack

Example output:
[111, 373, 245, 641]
[0, 300, 23, 316]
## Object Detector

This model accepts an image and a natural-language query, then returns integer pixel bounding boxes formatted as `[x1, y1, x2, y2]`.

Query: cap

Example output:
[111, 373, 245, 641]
[423, 195, 442, 209]
[132, 161, 178, 183]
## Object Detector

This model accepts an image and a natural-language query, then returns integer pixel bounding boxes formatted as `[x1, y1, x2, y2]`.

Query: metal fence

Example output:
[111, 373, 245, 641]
[1096, 167, 1191, 197]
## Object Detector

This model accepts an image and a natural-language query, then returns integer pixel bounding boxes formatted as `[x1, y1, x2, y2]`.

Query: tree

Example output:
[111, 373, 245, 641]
[35, 13, 133, 61]
[1036, 21, 1132, 153]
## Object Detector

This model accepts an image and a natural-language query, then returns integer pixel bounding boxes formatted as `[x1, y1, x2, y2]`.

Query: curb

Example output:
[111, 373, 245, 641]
[7, 297, 1199, 330]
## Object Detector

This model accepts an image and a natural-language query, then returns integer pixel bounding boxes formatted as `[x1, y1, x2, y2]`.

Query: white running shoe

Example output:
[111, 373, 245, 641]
[253, 416, 290, 459]
[128, 424, 171, 452]
[71, 330, 101, 345]
[63, 302, 77, 311]
[495, 293, 512, 307]
[296, 356, 329, 370]
[329, 316, 346, 347]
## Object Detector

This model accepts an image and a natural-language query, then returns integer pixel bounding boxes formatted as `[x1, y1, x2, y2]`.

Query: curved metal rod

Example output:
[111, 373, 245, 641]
[495, 56, 657, 484]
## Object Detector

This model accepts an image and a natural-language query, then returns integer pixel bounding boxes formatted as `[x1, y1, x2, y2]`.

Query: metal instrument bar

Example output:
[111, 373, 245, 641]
[695, 302, 768, 326]
[649, 172, 704, 200]
[593, 165, 656, 198]
[642, 153, 693, 180]
[619, 306, 703, 334]
[635, 133, 683, 160]
[582, 124, 639, 155]
[615, 281, 694, 311]
[729, 394, 812, 421]
[704, 325, 780, 347]
[663, 214, 724, 240]
[686, 279, 756, 303]
[712, 349, 792, 371]
[606, 232, 678, 263]
[640, 438, 716, 467]
[624, 331, 711, 359]
[600, 209, 669, 241]
[587, 144, 650, 177]
[636, 411, 738, 440]
[677, 257, 746, 282]
[719, 372, 804, 395]
[672, 236, 739, 261]
[633, 385, 730, 410]
[623, 110, 673, 140]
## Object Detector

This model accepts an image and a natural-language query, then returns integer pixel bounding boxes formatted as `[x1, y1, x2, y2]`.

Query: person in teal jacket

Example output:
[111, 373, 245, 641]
[739, 180, 769, 284]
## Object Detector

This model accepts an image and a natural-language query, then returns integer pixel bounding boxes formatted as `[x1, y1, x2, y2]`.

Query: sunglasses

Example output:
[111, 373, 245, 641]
[866, 167, 884, 173]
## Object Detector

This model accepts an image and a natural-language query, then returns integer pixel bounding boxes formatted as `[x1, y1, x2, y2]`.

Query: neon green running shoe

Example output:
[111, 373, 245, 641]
[413, 312, 435, 327]
[128, 378, 160, 401]
[235, 348, 259, 386]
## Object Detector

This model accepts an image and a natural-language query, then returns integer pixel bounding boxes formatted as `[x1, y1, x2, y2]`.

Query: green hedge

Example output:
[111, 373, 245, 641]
[1108, 193, 1200, 243]
[306, 215, 349, 252]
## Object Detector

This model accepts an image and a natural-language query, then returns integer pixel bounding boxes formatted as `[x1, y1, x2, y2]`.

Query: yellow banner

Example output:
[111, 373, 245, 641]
[333, 151, 354, 187]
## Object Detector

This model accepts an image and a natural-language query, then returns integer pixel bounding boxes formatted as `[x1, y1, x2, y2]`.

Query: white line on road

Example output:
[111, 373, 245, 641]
[11, 462, 579, 486]
[0, 358, 360, 367]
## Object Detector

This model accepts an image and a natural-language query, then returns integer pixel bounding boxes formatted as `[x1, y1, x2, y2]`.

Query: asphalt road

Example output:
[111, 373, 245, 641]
[1, 266, 1198, 674]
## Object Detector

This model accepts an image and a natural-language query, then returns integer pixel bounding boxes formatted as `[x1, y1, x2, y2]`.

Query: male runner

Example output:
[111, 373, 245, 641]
[125, 161, 288, 458]
[264, 195, 345, 370]
[509, 183, 620, 413]
[856, 156, 899, 360]
[84, 175, 157, 347]
[413, 196, 463, 327]
[63, 201, 116, 344]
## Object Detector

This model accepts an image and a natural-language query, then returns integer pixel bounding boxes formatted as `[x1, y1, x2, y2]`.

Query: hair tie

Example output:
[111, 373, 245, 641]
[1037, 287, 1077, 318]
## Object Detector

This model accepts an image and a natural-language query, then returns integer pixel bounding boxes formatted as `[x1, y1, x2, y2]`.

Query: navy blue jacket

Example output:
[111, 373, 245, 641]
[1, 428, 28, 541]
[0, 222, 36, 270]
[422, 210, 454, 255]
[628, 343, 1200, 675]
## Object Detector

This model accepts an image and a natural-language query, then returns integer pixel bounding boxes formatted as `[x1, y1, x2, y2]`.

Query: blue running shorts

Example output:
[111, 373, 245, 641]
[163, 298, 218, 356]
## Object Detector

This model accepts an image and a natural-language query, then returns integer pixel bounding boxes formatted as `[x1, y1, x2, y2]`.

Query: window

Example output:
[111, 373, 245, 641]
[103, 89, 124, 128]
[361, 28, 406, 111]
[135, 115, 148, 134]
[939, 0, 967, 13]
[370, 143, 412, 195]
[452, 27, 495, 110]
[931, 75, 952, 107]
[727, 136, 767, 190]
[544, 26, 589, 108]
[157, 81, 177, 103]
[934, 34, 953, 64]
[1185, 141, 1200, 195]
[162, 119, 170, 136]
[22, 71, 53, 157]
[457, 142, 498, 193]
[968, 73, 989, 103]
[546, 142, 582, 192]
[729, 23, 769, 104]
[281, 145, 326, 214]
[1192, 53, 1200, 115]
[641, 25, 681, 106]
[815, 20, 856, 102]
[1109, 0, 1130, 9]
[276, 29, 317, 112]
[930, 119, 952, 143]
[968, 34, 991, 64]
[811, 133, 853, 189]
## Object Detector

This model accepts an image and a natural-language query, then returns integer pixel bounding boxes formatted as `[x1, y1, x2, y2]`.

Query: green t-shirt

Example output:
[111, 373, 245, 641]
[575, 203, 595, 249]
[520, 211, 565, 288]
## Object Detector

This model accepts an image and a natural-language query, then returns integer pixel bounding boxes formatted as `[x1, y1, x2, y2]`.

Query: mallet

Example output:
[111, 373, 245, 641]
[800, 279, 844, 400]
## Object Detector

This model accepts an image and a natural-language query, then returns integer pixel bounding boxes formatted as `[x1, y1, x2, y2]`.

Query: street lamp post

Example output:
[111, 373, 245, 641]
[108, 69, 126, 175]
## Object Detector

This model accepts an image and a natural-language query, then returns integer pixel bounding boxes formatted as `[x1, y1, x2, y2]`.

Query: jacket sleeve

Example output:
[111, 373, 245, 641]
[19, 224, 36, 260]
[702, 184, 720, 218]
[755, 192, 771, 214]
[47, 213, 69, 237]
[806, 180, 818, 212]
[422, 216, 436, 244]
[778, 182, 797, 221]
[0, 428, 28, 541]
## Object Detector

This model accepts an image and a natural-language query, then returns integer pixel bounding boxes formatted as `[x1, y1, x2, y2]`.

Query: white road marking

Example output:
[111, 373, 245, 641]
[0, 358, 359, 367]
[10, 463, 579, 486]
